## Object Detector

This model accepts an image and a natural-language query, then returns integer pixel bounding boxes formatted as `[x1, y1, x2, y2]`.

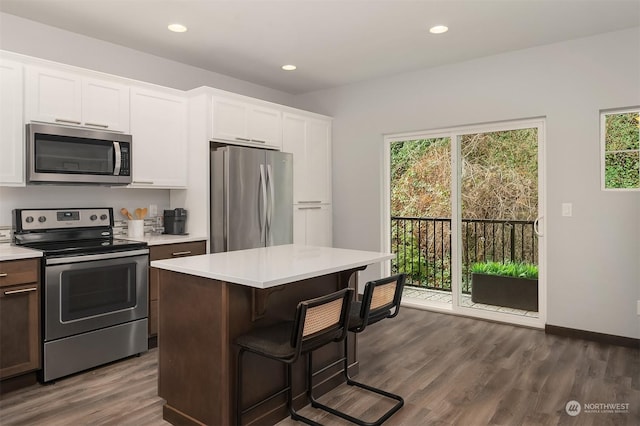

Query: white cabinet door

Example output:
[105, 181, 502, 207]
[25, 66, 130, 132]
[130, 88, 187, 188]
[248, 106, 282, 148]
[293, 204, 332, 247]
[0, 59, 24, 185]
[211, 96, 282, 149]
[283, 113, 332, 204]
[293, 206, 307, 245]
[82, 78, 130, 132]
[211, 97, 248, 142]
[305, 119, 331, 203]
[25, 66, 82, 126]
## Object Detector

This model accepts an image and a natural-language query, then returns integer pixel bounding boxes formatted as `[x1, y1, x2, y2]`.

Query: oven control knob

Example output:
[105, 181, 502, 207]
[25, 216, 34, 223]
[90, 214, 98, 221]
[100, 214, 108, 221]
[38, 216, 46, 223]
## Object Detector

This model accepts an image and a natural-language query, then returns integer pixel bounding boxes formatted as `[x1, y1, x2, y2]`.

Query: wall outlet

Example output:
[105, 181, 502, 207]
[637, 300, 640, 316]
[149, 204, 158, 216]
[561, 203, 572, 217]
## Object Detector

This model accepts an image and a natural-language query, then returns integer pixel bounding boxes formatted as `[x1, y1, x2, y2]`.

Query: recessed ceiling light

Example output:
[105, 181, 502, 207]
[429, 25, 448, 34]
[282, 64, 297, 71]
[168, 23, 187, 33]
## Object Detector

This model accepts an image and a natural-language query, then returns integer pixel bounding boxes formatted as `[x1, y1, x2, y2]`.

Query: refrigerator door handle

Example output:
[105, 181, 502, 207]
[259, 164, 267, 243]
[266, 164, 275, 245]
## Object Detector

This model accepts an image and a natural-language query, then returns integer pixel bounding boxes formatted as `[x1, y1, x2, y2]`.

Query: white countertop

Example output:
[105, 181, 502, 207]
[121, 234, 207, 246]
[151, 244, 395, 289]
[0, 244, 43, 261]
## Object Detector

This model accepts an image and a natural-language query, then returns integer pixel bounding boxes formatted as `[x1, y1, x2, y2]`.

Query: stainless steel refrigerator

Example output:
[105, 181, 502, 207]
[210, 145, 293, 252]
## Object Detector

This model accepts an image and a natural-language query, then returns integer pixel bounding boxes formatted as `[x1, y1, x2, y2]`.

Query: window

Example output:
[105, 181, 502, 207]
[601, 108, 640, 190]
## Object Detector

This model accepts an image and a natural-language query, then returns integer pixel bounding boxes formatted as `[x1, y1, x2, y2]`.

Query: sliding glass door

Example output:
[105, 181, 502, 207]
[385, 119, 545, 327]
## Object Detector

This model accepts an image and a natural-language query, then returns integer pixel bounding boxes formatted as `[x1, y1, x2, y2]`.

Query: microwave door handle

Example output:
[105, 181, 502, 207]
[113, 142, 121, 175]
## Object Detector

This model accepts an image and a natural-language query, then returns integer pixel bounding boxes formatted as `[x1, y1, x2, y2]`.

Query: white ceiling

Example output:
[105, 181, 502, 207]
[1, 0, 639, 94]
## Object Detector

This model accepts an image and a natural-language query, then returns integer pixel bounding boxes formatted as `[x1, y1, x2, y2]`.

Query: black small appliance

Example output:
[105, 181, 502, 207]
[163, 208, 187, 235]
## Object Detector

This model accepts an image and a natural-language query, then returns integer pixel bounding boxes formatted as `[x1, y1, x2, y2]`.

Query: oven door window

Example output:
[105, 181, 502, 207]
[60, 263, 136, 322]
[35, 134, 114, 175]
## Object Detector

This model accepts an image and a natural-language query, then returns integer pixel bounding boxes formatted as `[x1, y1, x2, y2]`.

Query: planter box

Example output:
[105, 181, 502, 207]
[471, 273, 538, 311]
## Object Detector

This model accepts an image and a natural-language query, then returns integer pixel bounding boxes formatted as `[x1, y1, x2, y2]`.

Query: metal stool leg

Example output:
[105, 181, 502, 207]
[237, 350, 299, 425]
[307, 338, 404, 426]
[236, 347, 245, 425]
[288, 359, 322, 426]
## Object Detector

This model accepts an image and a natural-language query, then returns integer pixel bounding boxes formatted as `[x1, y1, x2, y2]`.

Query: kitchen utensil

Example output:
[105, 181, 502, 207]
[135, 208, 142, 220]
[120, 207, 133, 220]
[141, 207, 148, 219]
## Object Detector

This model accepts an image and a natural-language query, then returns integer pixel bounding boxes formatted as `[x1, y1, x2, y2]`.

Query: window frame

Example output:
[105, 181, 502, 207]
[600, 107, 640, 191]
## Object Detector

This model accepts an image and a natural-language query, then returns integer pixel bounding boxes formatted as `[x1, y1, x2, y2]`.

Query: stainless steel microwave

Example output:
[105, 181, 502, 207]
[26, 123, 132, 185]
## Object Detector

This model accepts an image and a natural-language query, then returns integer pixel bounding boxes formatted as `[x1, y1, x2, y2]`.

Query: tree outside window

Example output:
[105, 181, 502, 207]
[602, 108, 640, 190]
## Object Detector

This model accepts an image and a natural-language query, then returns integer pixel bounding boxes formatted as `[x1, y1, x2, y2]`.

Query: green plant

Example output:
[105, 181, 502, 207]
[471, 261, 538, 279]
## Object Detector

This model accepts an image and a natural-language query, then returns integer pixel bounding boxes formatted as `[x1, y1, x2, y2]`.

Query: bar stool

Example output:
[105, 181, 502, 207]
[235, 288, 353, 426]
[308, 274, 406, 426]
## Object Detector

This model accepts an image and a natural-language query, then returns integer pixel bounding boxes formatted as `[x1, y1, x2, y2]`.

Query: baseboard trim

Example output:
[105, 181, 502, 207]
[0, 372, 38, 398]
[545, 324, 639, 348]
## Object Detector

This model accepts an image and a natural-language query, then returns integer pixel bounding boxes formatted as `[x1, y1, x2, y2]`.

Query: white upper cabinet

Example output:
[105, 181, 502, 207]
[25, 66, 129, 132]
[130, 87, 187, 188]
[82, 78, 130, 131]
[211, 96, 282, 149]
[282, 113, 332, 204]
[249, 106, 281, 147]
[0, 58, 24, 186]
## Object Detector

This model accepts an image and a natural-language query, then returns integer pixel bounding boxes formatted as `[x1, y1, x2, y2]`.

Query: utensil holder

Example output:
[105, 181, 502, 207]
[127, 220, 144, 238]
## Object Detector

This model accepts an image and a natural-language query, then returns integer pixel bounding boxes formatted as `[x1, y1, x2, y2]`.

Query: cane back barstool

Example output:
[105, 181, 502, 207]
[307, 274, 406, 426]
[235, 288, 353, 426]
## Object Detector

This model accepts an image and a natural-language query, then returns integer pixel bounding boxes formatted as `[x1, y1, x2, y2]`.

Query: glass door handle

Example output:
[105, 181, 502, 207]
[534, 216, 543, 237]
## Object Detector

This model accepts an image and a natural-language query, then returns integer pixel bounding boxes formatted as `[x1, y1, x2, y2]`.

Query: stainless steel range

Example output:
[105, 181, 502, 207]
[13, 207, 149, 382]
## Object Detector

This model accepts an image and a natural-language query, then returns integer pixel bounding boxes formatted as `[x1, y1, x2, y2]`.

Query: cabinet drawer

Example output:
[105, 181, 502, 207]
[0, 259, 39, 288]
[149, 241, 206, 261]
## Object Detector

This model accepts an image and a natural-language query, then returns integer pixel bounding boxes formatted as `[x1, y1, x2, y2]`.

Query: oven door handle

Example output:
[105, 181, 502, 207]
[46, 249, 149, 265]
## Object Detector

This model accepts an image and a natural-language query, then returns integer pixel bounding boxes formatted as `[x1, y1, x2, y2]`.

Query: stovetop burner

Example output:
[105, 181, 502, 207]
[20, 238, 148, 257]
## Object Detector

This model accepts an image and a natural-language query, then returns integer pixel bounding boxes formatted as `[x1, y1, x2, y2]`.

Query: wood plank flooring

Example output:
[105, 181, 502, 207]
[1, 307, 638, 425]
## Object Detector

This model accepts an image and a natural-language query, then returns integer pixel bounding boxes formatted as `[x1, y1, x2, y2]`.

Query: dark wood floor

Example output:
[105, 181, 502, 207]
[1, 307, 638, 425]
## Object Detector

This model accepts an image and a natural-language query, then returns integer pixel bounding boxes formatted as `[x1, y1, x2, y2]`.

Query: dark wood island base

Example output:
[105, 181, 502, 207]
[156, 267, 362, 426]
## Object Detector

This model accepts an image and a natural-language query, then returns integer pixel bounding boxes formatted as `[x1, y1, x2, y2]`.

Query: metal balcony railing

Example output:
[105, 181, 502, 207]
[391, 216, 538, 293]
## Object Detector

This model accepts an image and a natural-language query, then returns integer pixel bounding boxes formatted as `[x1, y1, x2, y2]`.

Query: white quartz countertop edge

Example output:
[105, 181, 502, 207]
[120, 234, 207, 246]
[0, 244, 43, 261]
[150, 244, 395, 289]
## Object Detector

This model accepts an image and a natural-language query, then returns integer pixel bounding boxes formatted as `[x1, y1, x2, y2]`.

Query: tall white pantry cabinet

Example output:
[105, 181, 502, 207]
[283, 113, 333, 247]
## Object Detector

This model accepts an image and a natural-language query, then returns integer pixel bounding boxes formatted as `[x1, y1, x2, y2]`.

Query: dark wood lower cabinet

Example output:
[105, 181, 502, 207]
[148, 241, 206, 338]
[0, 259, 41, 381]
[157, 267, 359, 426]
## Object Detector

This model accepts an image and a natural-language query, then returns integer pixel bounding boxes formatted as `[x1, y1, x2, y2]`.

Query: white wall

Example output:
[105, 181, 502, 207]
[296, 28, 640, 339]
[0, 186, 171, 226]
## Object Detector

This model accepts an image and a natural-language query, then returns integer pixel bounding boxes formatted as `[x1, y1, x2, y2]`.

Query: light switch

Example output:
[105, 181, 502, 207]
[561, 203, 572, 217]
[149, 204, 158, 216]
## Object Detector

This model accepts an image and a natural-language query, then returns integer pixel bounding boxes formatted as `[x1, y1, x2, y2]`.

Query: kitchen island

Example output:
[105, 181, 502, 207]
[151, 244, 394, 426]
